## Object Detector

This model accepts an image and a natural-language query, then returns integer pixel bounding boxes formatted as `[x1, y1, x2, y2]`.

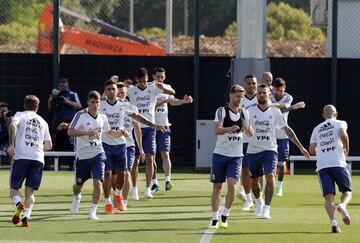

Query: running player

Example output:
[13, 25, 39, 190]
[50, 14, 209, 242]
[309, 105, 352, 233]
[209, 84, 252, 229]
[270, 78, 306, 197]
[127, 67, 175, 199]
[151, 67, 193, 193]
[68, 91, 126, 220]
[247, 84, 310, 219]
[7, 95, 52, 227]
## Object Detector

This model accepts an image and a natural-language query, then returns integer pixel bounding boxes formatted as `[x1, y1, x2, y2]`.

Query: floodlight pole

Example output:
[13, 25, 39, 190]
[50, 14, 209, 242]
[331, 0, 338, 106]
[193, 0, 200, 166]
[166, 0, 173, 53]
[129, 0, 134, 34]
[52, 0, 60, 88]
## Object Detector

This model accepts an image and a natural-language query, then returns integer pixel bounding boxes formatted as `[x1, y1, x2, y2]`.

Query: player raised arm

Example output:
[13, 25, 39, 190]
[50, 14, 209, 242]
[128, 112, 165, 133]
[155, 81, 176, 95]
[281, 126, 310, 158]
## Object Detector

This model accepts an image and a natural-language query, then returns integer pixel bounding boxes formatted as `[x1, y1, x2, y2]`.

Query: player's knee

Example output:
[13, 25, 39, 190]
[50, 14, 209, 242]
[30, 195, 35, 204]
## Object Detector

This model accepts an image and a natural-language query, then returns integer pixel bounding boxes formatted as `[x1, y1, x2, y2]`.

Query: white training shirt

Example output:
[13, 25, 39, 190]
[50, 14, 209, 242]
[155, 92, 174, 126]
[213, 107, 249, 157]
[100, 99, 136, 145]
[270, 92, 293, 139]
[12, 111, 51, 163]
[240, 94, 257, 143]
[310, 118, 348, 172]
[247, 105, 287, 154]
[127, 82, 163, 128]
[124, 105, 139, 147]
[69, 108, 111, 160]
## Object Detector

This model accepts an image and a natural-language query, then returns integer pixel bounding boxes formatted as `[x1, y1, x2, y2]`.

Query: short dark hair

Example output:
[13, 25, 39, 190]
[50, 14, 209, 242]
[0, 102, 8, 108]
[244, 74, 256, 81]
[258, 84, 270, 90]
[136, 67, 148, 78]
[230, 84, 245, 94]
[116, 82, 126, 88]
[273, 78, 286, 88]
[87, 91, 101, 100]
[104, 79, 117, 87]
[153, 67, 166, 75]
[59, 78, 68, 83]
[24, 95, 40, 111]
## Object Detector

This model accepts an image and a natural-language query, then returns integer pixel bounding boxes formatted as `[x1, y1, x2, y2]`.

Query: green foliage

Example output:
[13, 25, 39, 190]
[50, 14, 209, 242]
[137, 27, 166, 38]
[224, 2, 326, 41]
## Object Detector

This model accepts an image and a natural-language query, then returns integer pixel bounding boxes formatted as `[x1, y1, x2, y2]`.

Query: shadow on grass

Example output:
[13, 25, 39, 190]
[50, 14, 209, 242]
[188, 230, 329, 236]
[61, 227, 198, 234]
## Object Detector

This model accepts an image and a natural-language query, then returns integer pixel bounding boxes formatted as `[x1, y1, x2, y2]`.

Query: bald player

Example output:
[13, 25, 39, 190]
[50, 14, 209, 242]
[261, 72, 273, 91]
[309, 105, 352, 233]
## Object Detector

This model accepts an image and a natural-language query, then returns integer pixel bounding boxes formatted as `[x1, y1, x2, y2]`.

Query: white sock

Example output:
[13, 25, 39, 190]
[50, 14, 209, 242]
[331, 219, 338, 226]
[212, 211, 219, 220]
[23, 208, 32, 218]
[75, 193, 81, 201]
[132, 186, 138, 191]
[104, 198, 112, 205]
[239, 185, 245, 194]
[152, 179, 159, 185]
[222, 207, 231, 217]
[145, 187, 151, 191]
[263, 204, 270, 211]
[115, 189, 122, 196]
[255, 197, 263, 205]
[165, 176, 171, 182]
[245, 193, 252, 202]
[276, 181, 283, 188]
[12, 195, 21, 206]
[90, 203, 98, 213]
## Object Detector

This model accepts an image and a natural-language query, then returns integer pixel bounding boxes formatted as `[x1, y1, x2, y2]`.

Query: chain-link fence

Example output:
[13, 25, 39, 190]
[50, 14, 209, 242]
[0, 1, 358, 57]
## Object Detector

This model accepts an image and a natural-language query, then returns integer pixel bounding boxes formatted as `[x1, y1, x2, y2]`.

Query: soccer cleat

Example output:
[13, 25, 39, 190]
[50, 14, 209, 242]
[241, 200, 254, 211]
[114, 195, 124, 211]
[123, 200, 128, 210]
[144, 188, 153, 198]
[254, 199, 264, 217]
[12, 202, 25, 225]
[261, 206, 271, 219]
[220, 215, 228, 228]
[237, 192, 246, 202]
[165, 181, 174, 191]
[105, 204, 114, 214]
[208, 220, 219, 229]
[131, 187, 139, 201]
[151, 184, 160, 193]
[275, 187, 283, 197]
[70, 198, 81, 214]
[337, 204, 351, 225]
[331, 219, 341, 233]
[89, 212, 99, 220]
[21, 217, 29, 227]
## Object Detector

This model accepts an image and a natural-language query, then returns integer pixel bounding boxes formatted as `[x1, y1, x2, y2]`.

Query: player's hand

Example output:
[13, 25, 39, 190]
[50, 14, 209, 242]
[139, 149, 145, 163]
[153, 124, 166, 133]
[155, 81, 165, 90]
[229, 125, 240, 133]
[343, 147, 349, 158]
[300, 147, 311, 159]
[122, 129, 129, 137]
[57, 122, 69, 131]
[7, 145, 15, 157]
[183, 95, 193, 104]
[293, 101, 306, 110]
[245, 126, 254, 137]
[88, 129, 100, 138]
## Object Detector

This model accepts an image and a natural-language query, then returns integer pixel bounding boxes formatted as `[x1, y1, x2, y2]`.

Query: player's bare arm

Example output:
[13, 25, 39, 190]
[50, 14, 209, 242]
[7, 121, 17, 156]
[170, 95, 193, 106]
[339, 127, 350, 158]
[309, 143, 317, 156]
[134, 121, 145, 162]
[214, 122, 239, 135]
[106, 129, 128, 138]
[43, 140, 53, 151]
[68, 128, 100, 137]
[129, 113, 165, 132]
[155, 81, 176, 95]
[282, 125, 310, 158]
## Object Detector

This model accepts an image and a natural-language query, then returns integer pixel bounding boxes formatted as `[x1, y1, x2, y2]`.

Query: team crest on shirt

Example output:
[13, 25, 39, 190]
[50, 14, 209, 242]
[253, 115, 257, 119]
[148, 90, 151, 94]
[269, 115, 273, 119]
[134, 92, 137, 95]
[86, 122, 91, 125]
[102, 108, 106, 111]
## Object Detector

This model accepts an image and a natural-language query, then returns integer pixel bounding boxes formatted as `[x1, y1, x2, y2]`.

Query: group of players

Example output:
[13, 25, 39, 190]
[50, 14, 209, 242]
[7, 67, 192, 226]
[209, 72, 352, 233]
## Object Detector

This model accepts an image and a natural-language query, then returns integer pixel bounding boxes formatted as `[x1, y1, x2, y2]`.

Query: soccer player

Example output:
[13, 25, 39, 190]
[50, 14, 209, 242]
[209, 84, 252, 229]
[270, 78, 306, 197]
[127, 67, 175, 199]
[68, 91, 127, 220]
[261, 71, 273, 91]
[151, 67, 193, 193]
[7, 95, 52, 227]
[247, 84, 310, 219]
[309, 105, 352, 233]
[238, 74, 259, 211]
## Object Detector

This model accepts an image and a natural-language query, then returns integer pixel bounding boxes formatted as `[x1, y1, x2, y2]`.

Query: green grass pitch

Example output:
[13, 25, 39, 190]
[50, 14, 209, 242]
[0, 170, 359, 242]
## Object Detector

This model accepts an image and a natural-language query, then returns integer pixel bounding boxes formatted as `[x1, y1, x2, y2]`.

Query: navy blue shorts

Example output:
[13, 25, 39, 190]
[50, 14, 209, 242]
[241, 143, 249, 168]
[103, 143, 127, 172]
[247, 151, 278, 178]
[156, 126, 171, 152]
[126, 146, 135, 171]
[210, 153, 242, 183]
[135, 127, 156, 155]
[318, 167, 352, 197]
[277, 139, 289, 162]
[10, 159, 44, 190]
[75, 153, 106, 185]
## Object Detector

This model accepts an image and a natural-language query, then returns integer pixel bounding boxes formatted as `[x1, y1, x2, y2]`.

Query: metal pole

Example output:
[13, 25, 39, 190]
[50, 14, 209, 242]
[184, 0, 188, 35]
[331, 0, 338, 106]
[129, 0, 134, 34]
[52, 0, 60, 88]
[193, 0, 200, 166]
[166, 0, 173, 54]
